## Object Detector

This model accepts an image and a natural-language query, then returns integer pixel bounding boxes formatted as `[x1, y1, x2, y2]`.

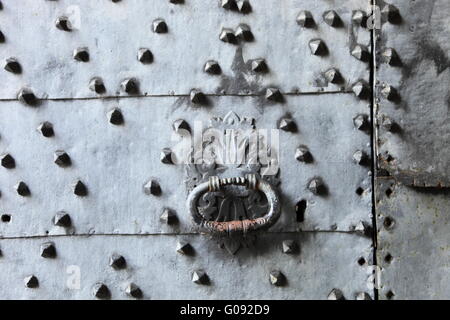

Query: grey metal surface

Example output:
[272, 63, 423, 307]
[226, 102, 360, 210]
[376, 179, 450, 300]
[0, 0, 370, 99]
[0, 232, 373, 299]
[0, 94, 371, 237]
[375, 0, 450, 187]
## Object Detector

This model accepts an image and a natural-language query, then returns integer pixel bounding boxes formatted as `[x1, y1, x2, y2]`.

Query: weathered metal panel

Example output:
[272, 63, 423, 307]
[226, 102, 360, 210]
[0, 94, 371, 237]
[376, 178, 450, 300]
[0, 0, 370, 99]
[0, 233, 373, 299]
[375, 0, 450, 187]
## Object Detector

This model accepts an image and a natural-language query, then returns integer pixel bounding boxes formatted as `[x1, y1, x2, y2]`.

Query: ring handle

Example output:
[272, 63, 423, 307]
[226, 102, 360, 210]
[187, 174, 281, 234]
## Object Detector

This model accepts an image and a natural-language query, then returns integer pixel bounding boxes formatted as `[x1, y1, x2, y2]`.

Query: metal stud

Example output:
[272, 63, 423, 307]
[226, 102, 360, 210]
[250, 58, 267, 72]
[296, 11, 314, 28]
[309, 39, 327, 56]
[152, 19, 168, 33]
[382, 4, 401, 23]
[323, 10, 341, 27]
[143, 179, 161, 196]
[37, 122, 54, 137]
[126, 283, 143, 299]
[353, 114, 369, 131]
[190, 89, 205, 104]
[89, 77, 106, 94]
[282, 240, 298, 254]
[269, 270, 286, 286]
[110, 253, 127, 270]
[295, 146, 312, 163]
[169, 0, 184, 4]
[173, 119, 191, 133]
[121, 78, 139, 94]
[160, 148, 174, 164]
[0, 30, 4, 43]
[356, 292, 372, 300]
[192, 270, 209, 285]
[355, 221, 372, 236]
[53, 211, 71, 227]
[1, 154, 15, 169]
[221, 0, 236, 10]
[4, 57, 21, 74]
[18, 88, 38, 106]
[137, 48, 153, 64]
[40, 242, 56, 258]
[381, 48, 401, 66]
[382, 117, 399, 132]
[54, 150, 71, 167]
[353, 150, 368, 165]
[235, 24, 253, 41]
[352, 10, 367, 26]
[352, 81, 370, 99]
[324, 68, 342, 84]
[107, 108, 124, 125]
[72, 180, 88, 196]
[204, 60, 221, 75]
[219, 28, 236, 44]
[24, 275, 39, 288]
[381, 85, 399, 101]
[92, 283, 110, 299]
[328, 288, 345, 300]
[265, 87, 282, 102]
[307, 178, 325, 195]
[278, 118, 295, 132]
[351, 44, 370, 62]
[15, 181, 30, 196]
[236, 0, 251, 13]
[55, 16, 72, 31]
[176, 241, 193, 255]
[160, 208, 177, 225]
[73, 47, 89, 62]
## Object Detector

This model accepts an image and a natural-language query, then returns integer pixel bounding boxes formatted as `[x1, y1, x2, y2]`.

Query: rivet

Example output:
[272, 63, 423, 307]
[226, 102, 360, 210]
[137, 48, 153, 64]
[54, 150, 71, 167]
[382, 4, 401, 23]
[265, 87, 282, 102]
[18, 88, 38, 106]
[324, 68, 342, 84]
[307, 178, 325, 195]
[169, 0, 184, 4]
[55, 16, 72, 31]
[352, 10, 367, 26]
[295, 146, 312, 163]
[278, 118, 295, 132]
[109, 253, 127, 270]
[40, 242, 56, 258]
[351, 44, 370, 62]
[221, 0, 236, 10]
[250, 58, 267, 72]
[352, 81, 370, 99]
[53, 211, 71, 227]
[190, 89, 206, 104]
[160, 208, 177, 225]
[73, 47, 89, 62]
[356, 292, 372, 300]
[126, 283, 143, 299]
[176, 241, 193, 255]
[0, 30, 4, 43]
[72, 180, 88, 196]
[152, 19, 168, 33]
[89, 77, 106, 94]
[353, 114, 370, 131]
[328, 288, 345, 300]
[107, 108, 124, 125]
[236, 0, 251, 13]
[381, 85, 399, 101]
[309, 39, 327, 56]
[37, 122, 54, 137]
[323, 10, 341, 27]
[282, 240, 298, 254]
[121, 78, 139, 94]
[235, 24, 253, 42]
[192, 270, 209, 285]
[219, 28, 236, 44]
[354, 221, 372, 236]
[160, 148, 174, 164]
[381, 48, 401, 66]
[24, 275, 39, 288]
[352, 150, 368, 165]
[173, 119, 191, 133]
[4, 57, 21, 74]
[269, 270, 286, 286]
[92, 283, 110, 299]
[143, 179, 161, 196]
[296, 11, 315, 28]
[1, 154, 15, 169]
[15, 181, 30, 196]
[204, 60, 221, 75]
